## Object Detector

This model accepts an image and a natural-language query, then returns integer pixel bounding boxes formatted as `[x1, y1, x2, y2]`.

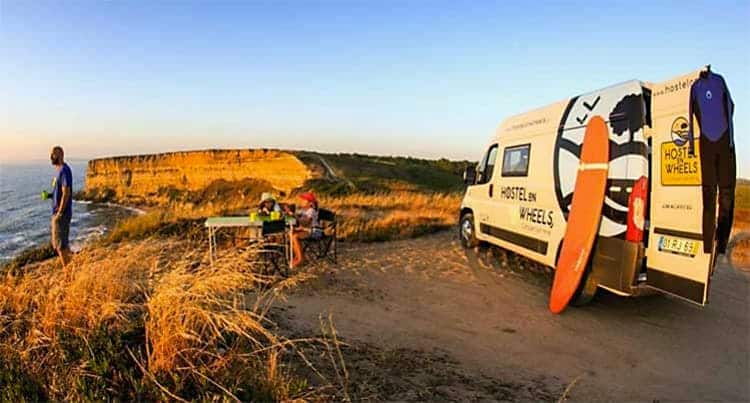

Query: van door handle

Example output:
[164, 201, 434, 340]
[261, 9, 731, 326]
[489, 184, 494, 198]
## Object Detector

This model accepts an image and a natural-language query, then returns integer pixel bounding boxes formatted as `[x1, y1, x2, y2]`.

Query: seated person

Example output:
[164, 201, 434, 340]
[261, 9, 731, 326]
[258, 192, 282, 216]
[287, 192, 323, 267]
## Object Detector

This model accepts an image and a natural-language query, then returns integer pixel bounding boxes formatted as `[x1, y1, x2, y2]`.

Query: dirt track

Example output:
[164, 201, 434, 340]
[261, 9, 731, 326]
[283, 231, 750, 402]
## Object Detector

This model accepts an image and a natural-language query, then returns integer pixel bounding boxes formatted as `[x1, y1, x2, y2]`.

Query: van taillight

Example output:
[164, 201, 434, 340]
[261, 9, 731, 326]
[626, 176, 649, 243]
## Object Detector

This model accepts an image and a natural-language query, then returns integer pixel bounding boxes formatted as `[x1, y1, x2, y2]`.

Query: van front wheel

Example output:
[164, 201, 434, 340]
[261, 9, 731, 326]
[460, 213, 478, 248]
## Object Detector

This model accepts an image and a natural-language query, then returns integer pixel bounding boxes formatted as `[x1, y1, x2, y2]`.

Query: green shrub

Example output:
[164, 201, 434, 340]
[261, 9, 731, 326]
[0, 352, 47, 402]
[296, 151, 471, 194]
[106, 212, 166, 243]
[57, 323, 150, 401]
[105, 213, 205, 244]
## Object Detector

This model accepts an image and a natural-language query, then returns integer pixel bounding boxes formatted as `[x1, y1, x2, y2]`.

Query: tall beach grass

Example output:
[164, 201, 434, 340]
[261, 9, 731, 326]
[0, 236, 336, 401]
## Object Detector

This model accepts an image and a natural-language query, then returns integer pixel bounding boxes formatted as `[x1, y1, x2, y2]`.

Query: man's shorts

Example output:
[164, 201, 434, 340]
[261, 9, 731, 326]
[51, 215, 71, 250]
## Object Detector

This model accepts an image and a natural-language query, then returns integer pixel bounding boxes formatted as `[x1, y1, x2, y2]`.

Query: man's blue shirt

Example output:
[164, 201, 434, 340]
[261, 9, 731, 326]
[52, 163, 73, 218]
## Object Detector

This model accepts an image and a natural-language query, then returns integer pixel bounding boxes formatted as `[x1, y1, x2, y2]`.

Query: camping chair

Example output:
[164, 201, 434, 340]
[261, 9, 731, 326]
[302, 208, 338, 264]
[258, 220, 289, 276]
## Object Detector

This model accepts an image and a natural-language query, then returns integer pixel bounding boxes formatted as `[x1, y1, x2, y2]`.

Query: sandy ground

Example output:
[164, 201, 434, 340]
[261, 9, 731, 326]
[281, 231, 750, 402]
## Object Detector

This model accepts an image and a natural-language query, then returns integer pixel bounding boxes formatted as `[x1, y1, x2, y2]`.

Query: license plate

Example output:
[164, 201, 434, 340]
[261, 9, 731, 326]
[658, 236, 699, 257]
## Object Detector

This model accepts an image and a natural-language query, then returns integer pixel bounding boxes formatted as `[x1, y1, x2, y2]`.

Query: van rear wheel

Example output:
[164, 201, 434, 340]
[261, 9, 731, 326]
[554, 245, 597, 307]
[570, 263, 598, 306]
[459, 213, 478, 248]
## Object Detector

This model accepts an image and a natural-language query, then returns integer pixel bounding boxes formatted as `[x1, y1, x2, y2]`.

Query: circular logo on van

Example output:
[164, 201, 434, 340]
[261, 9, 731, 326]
[670, 116, 689, 147]
[553, 93, 648, 238]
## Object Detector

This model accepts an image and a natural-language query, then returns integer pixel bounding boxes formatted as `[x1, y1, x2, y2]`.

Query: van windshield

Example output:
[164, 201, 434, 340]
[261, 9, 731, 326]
[478, 145, 499, 184]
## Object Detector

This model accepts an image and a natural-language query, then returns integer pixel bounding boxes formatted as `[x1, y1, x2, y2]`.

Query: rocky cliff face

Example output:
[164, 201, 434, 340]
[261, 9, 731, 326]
[82, 149, 313, 205]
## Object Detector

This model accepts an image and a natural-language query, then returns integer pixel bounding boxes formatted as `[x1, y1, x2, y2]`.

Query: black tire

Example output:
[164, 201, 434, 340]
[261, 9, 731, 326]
[459, 212, 478, 248]
[553, 243, 597, 307]
[569, 264, 597, 306]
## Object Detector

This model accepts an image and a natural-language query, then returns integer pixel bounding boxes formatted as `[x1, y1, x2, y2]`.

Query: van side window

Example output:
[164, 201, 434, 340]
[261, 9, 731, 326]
[477, 144, 499, 184]
[502, 144, 531, 177]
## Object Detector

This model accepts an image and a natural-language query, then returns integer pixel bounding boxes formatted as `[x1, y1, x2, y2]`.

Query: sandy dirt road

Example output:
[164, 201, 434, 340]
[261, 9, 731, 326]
[283, 231, 749, 402]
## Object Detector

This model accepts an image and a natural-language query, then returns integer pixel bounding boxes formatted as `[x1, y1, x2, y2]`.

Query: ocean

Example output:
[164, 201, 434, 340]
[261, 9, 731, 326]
[0, 161, 138, 264]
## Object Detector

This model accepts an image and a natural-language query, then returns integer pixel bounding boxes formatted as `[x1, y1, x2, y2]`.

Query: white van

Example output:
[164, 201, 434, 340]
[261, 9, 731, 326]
[459, 69, 718, 306]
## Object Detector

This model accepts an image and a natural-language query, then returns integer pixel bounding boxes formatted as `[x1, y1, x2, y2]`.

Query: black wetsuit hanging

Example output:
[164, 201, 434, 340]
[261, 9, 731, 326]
[688, 69, 736, 254]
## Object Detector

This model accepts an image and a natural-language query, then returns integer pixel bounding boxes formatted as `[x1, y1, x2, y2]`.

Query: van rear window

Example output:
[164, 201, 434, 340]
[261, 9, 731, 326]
[502, 144, 530, 177]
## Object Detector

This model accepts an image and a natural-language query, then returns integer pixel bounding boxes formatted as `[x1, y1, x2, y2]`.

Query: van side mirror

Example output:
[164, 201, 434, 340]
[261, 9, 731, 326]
[463, 165, 477, 185]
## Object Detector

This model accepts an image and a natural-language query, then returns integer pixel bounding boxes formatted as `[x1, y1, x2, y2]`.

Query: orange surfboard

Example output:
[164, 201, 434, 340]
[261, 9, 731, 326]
[549, 115, 609, 314]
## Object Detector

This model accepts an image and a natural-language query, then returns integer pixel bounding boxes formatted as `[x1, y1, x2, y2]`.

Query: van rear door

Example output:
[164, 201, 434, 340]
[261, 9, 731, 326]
[645, 69, 715, 305]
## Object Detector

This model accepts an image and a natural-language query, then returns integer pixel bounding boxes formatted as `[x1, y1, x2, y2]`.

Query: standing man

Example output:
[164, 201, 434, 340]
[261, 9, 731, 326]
[50, 146, 73, 267]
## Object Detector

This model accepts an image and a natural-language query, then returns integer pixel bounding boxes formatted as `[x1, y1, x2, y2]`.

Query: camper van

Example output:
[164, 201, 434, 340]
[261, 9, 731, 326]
[459, 68, 723, 306]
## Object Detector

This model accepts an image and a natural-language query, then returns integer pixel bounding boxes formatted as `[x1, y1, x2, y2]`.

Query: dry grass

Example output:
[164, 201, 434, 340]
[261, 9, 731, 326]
[95, 176, 749, 246]
[0, 241, 160, 400]
[728, 231, 750, 271]
[121, 191, 462, 244]
[733, 208, 750, 235]
[729, 240, 750, 270]
[0, 188, 461, 398]
[2, 153, 468, 400]
[321, 192, 461, 241]
[0, 235, 338, 401]
[106, 210, 168, 243]
[735, 180, 750, 210]
[94, 190, 461, 247]
[0, 241, 155, 348]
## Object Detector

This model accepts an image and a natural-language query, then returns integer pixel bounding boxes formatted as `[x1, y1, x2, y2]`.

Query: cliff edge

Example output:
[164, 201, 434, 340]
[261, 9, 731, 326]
[81, 149, 313, 205]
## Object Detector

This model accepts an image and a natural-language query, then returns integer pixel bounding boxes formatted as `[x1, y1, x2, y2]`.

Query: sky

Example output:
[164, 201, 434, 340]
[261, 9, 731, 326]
[1, 0, 749, 175]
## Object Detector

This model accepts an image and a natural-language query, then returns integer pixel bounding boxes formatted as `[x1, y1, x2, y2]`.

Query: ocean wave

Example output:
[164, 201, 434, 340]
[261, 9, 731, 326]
[99, 202, 146, 215]
[73, 199, 145, 215]
[2, 196, 141, 262]
[0, 235, 36, 253]
[77, 224, 107, 236]
[70, 225, 108, 252]
[71, 212, 92, 223]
